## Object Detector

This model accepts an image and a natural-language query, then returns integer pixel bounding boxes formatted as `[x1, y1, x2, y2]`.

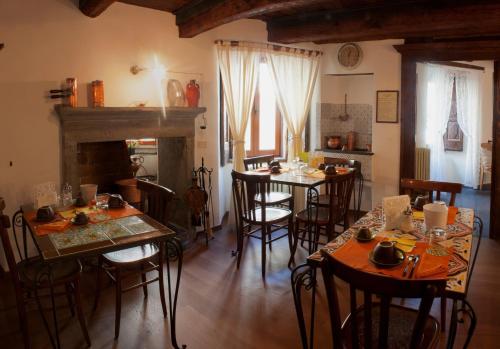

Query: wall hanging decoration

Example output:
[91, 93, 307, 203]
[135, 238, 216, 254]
[376, 90, 399, 123]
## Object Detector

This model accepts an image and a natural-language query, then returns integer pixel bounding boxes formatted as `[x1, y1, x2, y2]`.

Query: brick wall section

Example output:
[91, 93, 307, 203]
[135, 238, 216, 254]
[77, 141, 133, 193]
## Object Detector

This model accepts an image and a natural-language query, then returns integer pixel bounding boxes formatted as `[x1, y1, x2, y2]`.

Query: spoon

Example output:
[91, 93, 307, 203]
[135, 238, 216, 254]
[402, 255, 415, 277]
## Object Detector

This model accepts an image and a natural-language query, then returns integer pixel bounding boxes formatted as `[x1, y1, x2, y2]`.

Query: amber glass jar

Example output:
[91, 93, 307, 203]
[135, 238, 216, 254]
[91, 80, 104, 107]
[65, 78, 77, 107]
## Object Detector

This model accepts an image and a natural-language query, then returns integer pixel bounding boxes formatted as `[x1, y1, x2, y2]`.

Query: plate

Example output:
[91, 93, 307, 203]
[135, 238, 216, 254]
[369, 248, 405, 268]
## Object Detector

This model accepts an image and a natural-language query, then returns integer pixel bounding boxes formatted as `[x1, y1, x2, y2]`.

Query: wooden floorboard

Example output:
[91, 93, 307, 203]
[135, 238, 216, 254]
[0, 226, 499, 348]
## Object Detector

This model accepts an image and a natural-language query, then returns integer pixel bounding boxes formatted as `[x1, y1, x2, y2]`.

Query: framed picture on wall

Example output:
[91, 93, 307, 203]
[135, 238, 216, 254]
[376, 90, 399, 123]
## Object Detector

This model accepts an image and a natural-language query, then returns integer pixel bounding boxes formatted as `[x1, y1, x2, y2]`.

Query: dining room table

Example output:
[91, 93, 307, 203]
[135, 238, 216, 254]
[14, 201, 184, 349]
[292, 205, 477, 349]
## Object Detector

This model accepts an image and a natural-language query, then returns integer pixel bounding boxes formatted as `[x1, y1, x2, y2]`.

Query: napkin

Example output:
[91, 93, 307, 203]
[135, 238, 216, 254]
[37, 219, 71, 232]
[414, 253, 449, 278]
[412, 211, 425, 220]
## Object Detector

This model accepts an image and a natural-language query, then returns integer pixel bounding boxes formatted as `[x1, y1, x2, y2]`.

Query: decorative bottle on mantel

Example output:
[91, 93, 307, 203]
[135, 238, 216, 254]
[185, 80, 200, 107]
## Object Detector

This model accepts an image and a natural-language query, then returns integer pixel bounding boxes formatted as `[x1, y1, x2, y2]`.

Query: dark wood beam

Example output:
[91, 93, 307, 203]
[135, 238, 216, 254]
[492, 61, 500, 239]
[394, 40, 500, 61]
[79, 0, 116, 18]
[428, 61, 485, 71]
[268, 1, 500, 44]
[175, 0, 333, 38]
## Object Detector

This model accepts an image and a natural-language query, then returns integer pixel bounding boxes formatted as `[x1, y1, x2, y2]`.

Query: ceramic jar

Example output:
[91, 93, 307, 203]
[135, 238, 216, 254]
[327, 136, 341, 149]
[186, 79, 200, 107]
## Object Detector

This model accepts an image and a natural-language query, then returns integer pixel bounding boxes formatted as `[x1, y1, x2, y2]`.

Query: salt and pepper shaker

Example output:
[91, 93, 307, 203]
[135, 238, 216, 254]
[400, 205, 414, 232]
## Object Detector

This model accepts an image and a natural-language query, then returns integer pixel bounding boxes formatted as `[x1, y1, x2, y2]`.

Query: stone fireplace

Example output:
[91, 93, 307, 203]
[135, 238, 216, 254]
[56, 105, 206, 232]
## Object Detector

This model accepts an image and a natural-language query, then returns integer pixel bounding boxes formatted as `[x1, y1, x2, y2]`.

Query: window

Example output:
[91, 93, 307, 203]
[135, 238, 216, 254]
[443, 77, 464, 151]
[220, 62, 283, 165]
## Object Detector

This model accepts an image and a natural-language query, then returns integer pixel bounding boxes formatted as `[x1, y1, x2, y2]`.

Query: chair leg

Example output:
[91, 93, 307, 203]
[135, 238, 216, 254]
[65, 283, 75, 317]
[73, 278, 91, 347]
[140, 263, 148, 298]
[158, 243, 167, 318]
[289, 220, 300, 267]
[236, 225, 243, 269]
[114, 268, 122, 339]
[93, 256, 103, 311]
[261, 224, 267, 278]
[16, 292, 30, 349]
[441, 296, 447, 331]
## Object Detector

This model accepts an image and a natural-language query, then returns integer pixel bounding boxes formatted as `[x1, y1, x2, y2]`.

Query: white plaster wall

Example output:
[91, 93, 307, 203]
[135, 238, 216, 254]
[319, 40, 403, 207]
[321, 75, 374, 104]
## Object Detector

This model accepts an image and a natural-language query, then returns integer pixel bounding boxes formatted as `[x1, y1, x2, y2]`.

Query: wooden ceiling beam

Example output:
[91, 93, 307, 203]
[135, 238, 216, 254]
[175, 0, 334, 38]
[79, 0, 116, 18]
[267, 1, 500, 44]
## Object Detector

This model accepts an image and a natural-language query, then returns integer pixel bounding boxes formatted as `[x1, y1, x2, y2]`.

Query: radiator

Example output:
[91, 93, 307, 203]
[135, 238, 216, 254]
[415, 147, 430, 180]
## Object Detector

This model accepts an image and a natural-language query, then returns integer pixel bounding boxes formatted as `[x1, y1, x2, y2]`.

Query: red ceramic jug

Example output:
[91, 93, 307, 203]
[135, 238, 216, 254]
[186, 80, 200, 107]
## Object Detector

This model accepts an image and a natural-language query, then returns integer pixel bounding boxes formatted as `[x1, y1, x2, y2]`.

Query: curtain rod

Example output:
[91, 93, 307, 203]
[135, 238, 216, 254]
[214, 40, 323, 56]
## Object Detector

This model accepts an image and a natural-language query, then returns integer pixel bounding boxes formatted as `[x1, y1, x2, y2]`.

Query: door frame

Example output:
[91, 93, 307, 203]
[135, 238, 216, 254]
[394, 39, 500, 238]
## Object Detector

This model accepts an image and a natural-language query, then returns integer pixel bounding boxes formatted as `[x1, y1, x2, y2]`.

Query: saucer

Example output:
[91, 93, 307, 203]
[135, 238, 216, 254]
[71, 217, 88, 226]
[369, 248, 405, 268]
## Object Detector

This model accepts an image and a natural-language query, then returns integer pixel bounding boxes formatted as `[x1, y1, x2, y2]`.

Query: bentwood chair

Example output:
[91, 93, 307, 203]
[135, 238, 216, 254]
[322, 157, 364, 219]
[93, 180, 175, 339]
[400, 179, 462, 206]
[293, 171, 355, 256]
[320, 248, 445, 349]
[0, 198, 90, 349]
[243, 155, 293, 207]
[231, 170, 294, 277]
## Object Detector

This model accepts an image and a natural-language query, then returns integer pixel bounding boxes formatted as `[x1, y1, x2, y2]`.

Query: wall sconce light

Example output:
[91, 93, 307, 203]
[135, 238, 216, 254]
[130, 65, 146, 75]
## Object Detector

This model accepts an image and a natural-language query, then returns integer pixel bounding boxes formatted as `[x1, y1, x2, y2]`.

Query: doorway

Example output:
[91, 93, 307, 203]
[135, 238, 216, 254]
[395, 39, 500, 238]
[415, 61, 492, 233]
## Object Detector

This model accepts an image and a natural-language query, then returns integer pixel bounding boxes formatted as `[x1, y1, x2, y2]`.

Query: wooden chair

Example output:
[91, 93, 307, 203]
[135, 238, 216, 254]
[479, 145, 492, 190]
[323, 157, 364, 219]
[400, 178, 462, 206]
[93, 180, 175, 339]
[231, 170, 294, 277]
[293, 172, 356, 255]
[243, 155, 293, 206]
[320, 248, 444, 349]
[0, 198, 90, 349]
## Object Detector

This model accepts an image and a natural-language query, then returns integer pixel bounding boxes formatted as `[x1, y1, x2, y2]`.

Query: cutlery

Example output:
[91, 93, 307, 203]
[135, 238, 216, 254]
[402, 255, 415, 277]
[409, 254, 421, 278]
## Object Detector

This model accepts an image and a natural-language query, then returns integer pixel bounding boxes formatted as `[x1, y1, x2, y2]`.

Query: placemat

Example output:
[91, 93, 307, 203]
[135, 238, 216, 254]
[329, 237, 450, 280]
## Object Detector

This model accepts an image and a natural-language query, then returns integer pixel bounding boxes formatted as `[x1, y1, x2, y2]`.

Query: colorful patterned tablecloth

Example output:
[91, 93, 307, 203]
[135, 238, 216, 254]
[307, 206, 474, 296]
[48, 216, 156, 252]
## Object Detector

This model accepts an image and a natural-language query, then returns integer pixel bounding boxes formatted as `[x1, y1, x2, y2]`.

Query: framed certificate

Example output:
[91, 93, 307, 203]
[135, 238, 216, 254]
[376, 90, 399, 123]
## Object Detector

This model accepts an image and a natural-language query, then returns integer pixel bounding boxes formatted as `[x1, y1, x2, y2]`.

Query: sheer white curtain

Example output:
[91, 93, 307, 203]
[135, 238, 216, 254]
[216, 42, 261, 172]
[264, 49, 321, 161]
[418, 64, 454, 181]
[456, 70, 481, 187]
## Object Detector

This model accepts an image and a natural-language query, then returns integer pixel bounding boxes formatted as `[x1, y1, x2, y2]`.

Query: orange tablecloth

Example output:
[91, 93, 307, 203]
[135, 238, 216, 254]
[330, 236, 450, 280]
[33, 205, 142, 236]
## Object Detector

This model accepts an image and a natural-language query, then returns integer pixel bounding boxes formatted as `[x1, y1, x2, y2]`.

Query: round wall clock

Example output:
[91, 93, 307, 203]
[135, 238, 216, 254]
[337, 43, 363, 70]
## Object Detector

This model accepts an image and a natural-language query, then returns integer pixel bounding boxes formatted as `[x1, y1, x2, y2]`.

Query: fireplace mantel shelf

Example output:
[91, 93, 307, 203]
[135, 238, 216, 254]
[55, 105, 206, 122]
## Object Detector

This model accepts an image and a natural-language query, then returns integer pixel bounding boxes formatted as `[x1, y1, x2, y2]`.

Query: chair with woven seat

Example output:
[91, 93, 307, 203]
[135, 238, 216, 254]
[243, 155, 293, 206]
[93, 180, 175, 339]
[319, 248, 445, 349]
[231, 170, 294, 277]
[0, 198, 90, 349]
[292, 171, 355, 256]
[401, 178, 462, 206]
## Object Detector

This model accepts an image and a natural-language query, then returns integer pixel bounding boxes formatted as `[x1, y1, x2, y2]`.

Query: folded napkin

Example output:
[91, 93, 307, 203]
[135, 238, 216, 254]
[415, 253, 449, 279]
[35, 220, 71, 236]
[388, 237, 416, 253]
[412, 211, 424, 220]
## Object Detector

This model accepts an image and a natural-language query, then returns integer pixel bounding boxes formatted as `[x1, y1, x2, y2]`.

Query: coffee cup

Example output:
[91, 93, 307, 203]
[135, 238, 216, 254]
[324, 165, 337, 176]
[270, 165, 281, 174]
[372, 241, 398, 264]
[73, 212, 88, 225]
[36, 206, 55, 222]
[356, 226, 373, 240]
[108, 194, 125, 209]
[269, 160, 281, 169]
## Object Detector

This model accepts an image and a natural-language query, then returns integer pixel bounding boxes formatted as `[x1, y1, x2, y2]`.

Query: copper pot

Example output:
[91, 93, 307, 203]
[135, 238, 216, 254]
[327, 136, 341, 149]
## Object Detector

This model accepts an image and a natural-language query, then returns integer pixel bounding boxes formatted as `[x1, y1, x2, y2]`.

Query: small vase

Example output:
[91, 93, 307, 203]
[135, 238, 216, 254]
[185, 79, 200, 107]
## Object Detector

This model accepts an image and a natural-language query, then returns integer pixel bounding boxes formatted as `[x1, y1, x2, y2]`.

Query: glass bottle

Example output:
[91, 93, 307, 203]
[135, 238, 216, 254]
[62, 182, 73, 207]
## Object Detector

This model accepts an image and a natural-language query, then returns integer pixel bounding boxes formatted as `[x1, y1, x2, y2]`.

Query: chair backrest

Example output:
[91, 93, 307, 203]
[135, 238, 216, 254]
[323, 171, 356, 229]
[320, 249, 445, 349]
[0, 198, 22, 283]
[231, 170, 270, 226]
[136, 180, 175, 226]
[324, 157, 362, 177]
[401, 178, 462, 206]
[243, 155, 274, 171]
